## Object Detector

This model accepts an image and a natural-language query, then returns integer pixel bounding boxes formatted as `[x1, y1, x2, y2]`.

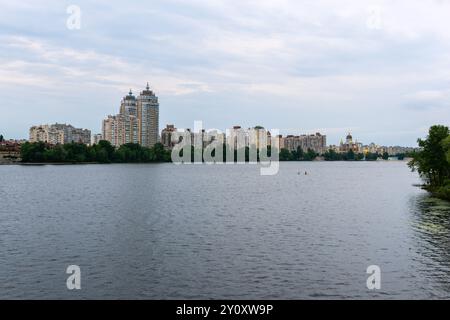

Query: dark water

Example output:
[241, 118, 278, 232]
[0, 162, 449, 299]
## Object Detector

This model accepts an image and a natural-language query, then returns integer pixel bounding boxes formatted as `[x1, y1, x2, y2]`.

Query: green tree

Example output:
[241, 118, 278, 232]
[365, 152, 378, 161]
[303, 148, 317, 161]
[355, 153, 365, 161]
[279, 148, 293, 161]
[408, 125, 449, 187]
[20, 141, 47, 162]
[345, 149, 355, 161]
[443, 135, 450, 164]
[0, 134, 4, 143]
[93, 140, 115, 163]
[382, 152, 389, 160]
[153, 142, 171, 162]
[324, 149, 342, 161]
[294, 146, 304, 160]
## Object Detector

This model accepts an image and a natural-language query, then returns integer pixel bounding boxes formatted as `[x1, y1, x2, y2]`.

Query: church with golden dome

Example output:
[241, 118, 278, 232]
[339, 132, 362, 153]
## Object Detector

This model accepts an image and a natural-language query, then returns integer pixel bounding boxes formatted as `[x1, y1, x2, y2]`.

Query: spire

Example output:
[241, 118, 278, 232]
[146, 82, 150, 90]
[129, 89, 133, 95]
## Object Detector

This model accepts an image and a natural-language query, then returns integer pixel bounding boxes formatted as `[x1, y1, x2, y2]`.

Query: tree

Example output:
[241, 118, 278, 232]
[279, 148, 293, 161]
[443, 135, 450, 165]
[294, 146, 304, 161]
[324, 149, 342, 161]
[365, 152, 378, 161]
[382, 152, 389, 160]
[153, 142, 171, 162]
[408, 125, 449, 187]
[303, 148, 317, 161]
[0, 134, 4, 143]
[20, 141, 47, 162]
[346, 149, 355, 161]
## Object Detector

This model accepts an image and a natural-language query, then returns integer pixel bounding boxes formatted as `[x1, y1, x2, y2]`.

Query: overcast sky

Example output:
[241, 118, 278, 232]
[1, 0, 450, 145]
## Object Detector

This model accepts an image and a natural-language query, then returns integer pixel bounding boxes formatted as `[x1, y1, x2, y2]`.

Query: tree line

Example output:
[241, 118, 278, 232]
[20, 141, 172, 163]
[323, 149, 394, 161]
[408, 125, 450, 201]
[20, 141, 413, 164]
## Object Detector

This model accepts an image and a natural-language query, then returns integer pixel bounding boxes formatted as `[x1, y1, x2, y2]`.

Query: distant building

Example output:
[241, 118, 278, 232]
[248, 126, 268, 150]
[29, 124, 90, 145]
[205, 130, 226, 146]
[339, 132, 360, 153]
[102, 113, 139, 147]
[52, 123, 91, 144]
[161, 124, 177, 149]
[227, 126, 248, 150]
[282, 133, 326, 154]
[386, 146, 418, 156]
[275, 135, 284, 150]
[29, 125, 63, 145]
[120, 89, 137, 116]
[137, 84, 159, 148]
[91, 133, 103, 145]
[102, 84, 159, 148]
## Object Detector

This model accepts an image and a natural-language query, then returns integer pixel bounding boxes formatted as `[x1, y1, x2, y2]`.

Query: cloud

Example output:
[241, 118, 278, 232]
[0, 0, 449, 145]
[0, 35, 211, 95]
[403, 89, 450, 111]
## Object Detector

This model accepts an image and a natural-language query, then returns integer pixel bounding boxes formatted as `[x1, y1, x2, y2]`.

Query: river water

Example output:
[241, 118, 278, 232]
[0, 161, 449, 299]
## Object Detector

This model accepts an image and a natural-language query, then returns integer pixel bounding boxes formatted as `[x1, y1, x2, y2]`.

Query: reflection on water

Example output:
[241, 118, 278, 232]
[409, 194, 450, 296]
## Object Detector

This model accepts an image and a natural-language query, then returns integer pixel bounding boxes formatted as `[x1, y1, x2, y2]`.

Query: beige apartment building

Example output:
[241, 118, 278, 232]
[29, 124, 91, 145]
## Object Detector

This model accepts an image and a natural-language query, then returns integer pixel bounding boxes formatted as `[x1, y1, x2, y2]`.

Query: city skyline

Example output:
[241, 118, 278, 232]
[3, 81, 420, 149]
[21, 84, 418, 150]
[1, 1, 450, 146]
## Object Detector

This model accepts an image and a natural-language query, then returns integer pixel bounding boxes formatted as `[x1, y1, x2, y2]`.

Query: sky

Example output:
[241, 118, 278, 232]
[1, 0, 450, 146]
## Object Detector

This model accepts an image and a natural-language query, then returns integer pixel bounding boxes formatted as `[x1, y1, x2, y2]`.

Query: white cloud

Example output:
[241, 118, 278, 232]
[0, 0, 449, 144]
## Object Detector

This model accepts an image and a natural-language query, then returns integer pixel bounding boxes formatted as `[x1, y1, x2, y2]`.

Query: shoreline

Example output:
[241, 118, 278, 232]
[1, 159, 411, 166]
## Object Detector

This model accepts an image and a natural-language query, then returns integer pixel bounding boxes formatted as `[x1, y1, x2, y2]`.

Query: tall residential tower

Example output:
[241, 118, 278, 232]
[102, 84, 159, 147]
[137, 83, 159, 147]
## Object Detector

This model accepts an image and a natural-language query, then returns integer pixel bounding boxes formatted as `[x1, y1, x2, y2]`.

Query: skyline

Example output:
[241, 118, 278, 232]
[5, 84, 435, 148]
[1, 1, 450, 146]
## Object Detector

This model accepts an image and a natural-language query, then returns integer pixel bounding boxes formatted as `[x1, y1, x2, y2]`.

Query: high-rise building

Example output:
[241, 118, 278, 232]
[137, 83, 159, 148]
[102, 114, 139, 147]
[103, 84, 159, 148]
[102, 115, 115, 145]
[120, 90, 137, 116]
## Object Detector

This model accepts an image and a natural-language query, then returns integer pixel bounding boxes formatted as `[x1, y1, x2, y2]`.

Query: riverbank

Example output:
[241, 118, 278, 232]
[422, 185, 450, 202]
[9, 159, 411, 165]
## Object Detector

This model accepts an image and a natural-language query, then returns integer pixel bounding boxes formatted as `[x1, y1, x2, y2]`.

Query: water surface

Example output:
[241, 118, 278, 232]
[0, 162, 449, 299]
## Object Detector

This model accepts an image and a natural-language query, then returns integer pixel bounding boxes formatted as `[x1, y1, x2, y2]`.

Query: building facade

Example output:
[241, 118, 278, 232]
[103, 84, 159, 148]
[91, 133, 103, 145]
[102, 114, 139, 147]
[137, 84, 159, 148]
[282, 133, 326, 154]
[339, 133, 361, 153]
[29, 124, 90, 145]
[161, 124, 177, 149]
